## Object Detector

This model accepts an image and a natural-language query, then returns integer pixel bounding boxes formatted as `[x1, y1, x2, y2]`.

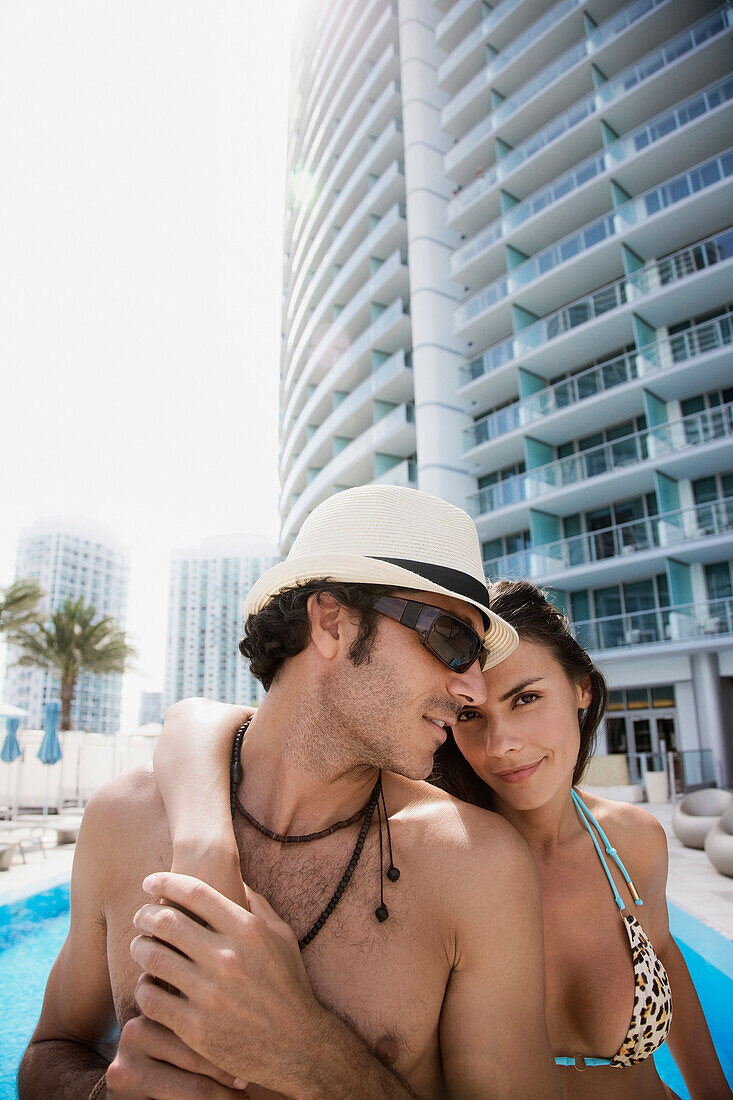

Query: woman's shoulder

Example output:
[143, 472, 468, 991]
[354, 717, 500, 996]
[577, 789, 669, 877]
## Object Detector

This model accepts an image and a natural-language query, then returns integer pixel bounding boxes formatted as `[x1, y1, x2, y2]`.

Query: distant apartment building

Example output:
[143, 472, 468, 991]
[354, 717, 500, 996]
[164, 537, 280, 711]
[4, 517, 130, 733]
[138, 690, 163, 727]
[280, 0, 733, 783]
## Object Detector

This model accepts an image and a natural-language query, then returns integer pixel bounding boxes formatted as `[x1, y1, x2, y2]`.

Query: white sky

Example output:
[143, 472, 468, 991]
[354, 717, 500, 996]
[0, 1, 309, 724]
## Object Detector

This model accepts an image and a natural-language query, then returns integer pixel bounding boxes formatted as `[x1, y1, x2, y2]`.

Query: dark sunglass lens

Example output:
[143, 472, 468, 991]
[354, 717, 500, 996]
[427, 615, 478, 672]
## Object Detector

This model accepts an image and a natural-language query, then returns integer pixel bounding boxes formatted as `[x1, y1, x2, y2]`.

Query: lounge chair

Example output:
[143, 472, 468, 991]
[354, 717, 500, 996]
[0, 821, 46, 862]
[672, 789, 733, 849]
[13, 813, 83, 845]
[705, 806, 733, 877]
[0, 842, 18, 871]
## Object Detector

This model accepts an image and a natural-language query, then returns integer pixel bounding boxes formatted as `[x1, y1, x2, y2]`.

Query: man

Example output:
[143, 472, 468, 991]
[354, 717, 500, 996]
[20, 485, 559, 1099]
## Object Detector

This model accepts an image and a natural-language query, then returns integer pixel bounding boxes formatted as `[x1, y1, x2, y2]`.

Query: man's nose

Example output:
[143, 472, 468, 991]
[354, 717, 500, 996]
[447, 660, 487, 706]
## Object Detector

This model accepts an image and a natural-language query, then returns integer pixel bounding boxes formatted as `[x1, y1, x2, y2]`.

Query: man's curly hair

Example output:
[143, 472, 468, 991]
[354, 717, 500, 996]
[239, 580, 394, 691]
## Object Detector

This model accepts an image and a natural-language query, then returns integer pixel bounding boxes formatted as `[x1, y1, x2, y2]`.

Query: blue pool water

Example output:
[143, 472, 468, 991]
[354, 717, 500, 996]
[0, 887, 731, 1098]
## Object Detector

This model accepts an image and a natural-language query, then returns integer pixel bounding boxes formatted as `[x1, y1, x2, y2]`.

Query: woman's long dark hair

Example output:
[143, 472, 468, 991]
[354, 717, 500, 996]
[430, 579, 608, 808]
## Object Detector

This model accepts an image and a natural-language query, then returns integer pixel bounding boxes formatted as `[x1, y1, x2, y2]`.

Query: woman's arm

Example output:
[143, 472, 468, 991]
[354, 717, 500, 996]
[661, 936, 731, 1099]
[154, 698, 254, 907]
[639, 814, 731, 1099]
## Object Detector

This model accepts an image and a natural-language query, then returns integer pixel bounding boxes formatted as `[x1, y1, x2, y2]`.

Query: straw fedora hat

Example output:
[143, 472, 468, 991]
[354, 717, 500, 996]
[244, 485, 518, 670]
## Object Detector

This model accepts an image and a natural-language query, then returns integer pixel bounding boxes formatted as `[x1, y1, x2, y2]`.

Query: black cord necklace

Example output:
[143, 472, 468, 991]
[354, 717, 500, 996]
[229, 719, 399, 948]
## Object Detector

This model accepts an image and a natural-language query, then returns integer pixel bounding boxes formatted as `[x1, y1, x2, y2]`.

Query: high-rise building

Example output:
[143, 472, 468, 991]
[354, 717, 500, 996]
[138, 690, 163, 727]
[4, 517, 130, 733]
[164, 537, 280, 711]
[281, 0, 733, 783]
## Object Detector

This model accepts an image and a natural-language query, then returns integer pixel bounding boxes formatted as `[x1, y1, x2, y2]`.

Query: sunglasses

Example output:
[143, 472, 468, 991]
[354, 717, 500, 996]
[371, 596, 488, 674]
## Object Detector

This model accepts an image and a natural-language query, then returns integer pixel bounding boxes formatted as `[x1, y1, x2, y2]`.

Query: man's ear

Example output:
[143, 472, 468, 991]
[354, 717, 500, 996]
[307, 592, 347, 660]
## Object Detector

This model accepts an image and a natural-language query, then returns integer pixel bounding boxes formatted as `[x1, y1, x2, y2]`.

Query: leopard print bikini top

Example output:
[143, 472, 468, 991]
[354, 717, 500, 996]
[554, 790, 673, 1071]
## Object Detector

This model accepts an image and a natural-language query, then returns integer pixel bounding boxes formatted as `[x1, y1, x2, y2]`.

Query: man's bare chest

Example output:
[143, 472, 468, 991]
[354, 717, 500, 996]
[105, 827, 449, 1082]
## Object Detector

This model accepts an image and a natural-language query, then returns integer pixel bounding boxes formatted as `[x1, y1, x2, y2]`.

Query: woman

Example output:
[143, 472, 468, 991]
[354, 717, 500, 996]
[153, 580, 729, 1099]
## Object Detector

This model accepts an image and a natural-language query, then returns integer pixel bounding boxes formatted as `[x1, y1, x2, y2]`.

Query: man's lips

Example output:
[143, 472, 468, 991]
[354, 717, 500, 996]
[493, 759, 544, 783]
[424, 717, 451, 738]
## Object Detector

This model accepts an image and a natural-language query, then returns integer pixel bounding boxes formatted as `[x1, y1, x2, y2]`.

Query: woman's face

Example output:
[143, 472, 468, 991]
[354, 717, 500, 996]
[452, 638, 592, 812]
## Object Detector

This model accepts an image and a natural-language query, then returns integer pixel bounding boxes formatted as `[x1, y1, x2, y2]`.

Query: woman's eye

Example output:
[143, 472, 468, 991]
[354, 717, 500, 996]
[457, 709, 480, 722]
[514, 692, 539, 707]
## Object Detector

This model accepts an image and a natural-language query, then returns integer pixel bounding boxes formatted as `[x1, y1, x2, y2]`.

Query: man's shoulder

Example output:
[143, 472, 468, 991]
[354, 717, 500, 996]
[391, 775, 527, 871]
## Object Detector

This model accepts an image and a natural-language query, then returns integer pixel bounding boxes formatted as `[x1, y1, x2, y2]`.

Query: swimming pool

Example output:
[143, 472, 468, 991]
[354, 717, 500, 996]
[0, 886, 731, 1099]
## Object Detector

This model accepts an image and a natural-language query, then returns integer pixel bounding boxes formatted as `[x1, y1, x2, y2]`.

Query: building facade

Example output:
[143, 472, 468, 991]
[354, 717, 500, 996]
[281, 0, 733, 784]
[164, 537, 279, 711]
[138, 690, 163, 727]
[4, 517, 130, 733]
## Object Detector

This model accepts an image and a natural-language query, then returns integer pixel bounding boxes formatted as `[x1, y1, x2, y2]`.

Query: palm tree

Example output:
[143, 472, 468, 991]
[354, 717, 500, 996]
[11, 597, 136, 731]
[0, 578, 44, 637]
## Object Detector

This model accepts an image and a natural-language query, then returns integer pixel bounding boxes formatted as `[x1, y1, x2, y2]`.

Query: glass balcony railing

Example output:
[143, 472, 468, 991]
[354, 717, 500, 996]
[452, 75, 733, 276]
[443, 0, 582, 127]
[438, 0, 523, 86]
[435, 0, 481, 45]
[449, 0, 673, 171]
[643, 308, 733, 367]
[282, 349, 411, 499]
[460, 227, 733, 385]
[455, 150, 733, 330]
[463, 308, 733, 450]
[464, 350, 639, 450]
[483, 498, 733, 580]
[572, 598, 733, 651]
[447, 4, 733, 220]
[467, 404, 733, 517]
[281, 296, 409, 438]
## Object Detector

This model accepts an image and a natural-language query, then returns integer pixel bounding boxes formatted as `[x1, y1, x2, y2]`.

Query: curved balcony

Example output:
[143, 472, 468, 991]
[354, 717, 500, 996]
[445, 0, 676, 182]
[280, 403, 416, 546]
[441, 0, 585, 138]
[574, 598, 733, 656]
[288, 0, 353, 169]
[281, 296, 411, 445]
[296, 7, 396, 210]
[289, 75, 402, 281]
[446, 5, 733, 232]
[460, 227, 733, 394]
[435, 0, 484, 52]
[437, 6, 503, 93]
[485, 498, 733, 586]
[282, 247, 408, 406]
[451, 75, 733, 284]
[467, 403, 733, 524]
[463, 308, 733, 462]
[288, 137, 404, 328]
[454, 150, 733, 344]
[288, 202, 406, 360]
[280, 348, 412, 500]
[373, 457, 417, 487]
[298, 0, 386, 172]
[290, 46, 399, 270]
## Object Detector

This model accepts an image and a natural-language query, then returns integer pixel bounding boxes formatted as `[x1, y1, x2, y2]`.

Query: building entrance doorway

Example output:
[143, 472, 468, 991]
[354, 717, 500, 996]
[604, 685, 677, 783]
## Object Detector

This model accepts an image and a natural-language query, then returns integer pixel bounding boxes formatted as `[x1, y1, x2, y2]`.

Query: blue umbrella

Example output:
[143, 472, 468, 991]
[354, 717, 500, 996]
[1, 718, 22, 764]
[38, 701, 62, 765]
[38, 701, 62, 817]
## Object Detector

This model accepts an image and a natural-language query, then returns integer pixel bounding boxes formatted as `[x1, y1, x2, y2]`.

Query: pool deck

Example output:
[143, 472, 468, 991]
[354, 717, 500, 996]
[646, 801, 733, 941]
[1, 802, 732, 942]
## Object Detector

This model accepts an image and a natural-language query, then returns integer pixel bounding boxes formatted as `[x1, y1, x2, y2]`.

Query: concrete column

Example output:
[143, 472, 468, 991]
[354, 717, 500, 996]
[690, 651, 732, 786]
[397, 0, 475, 507]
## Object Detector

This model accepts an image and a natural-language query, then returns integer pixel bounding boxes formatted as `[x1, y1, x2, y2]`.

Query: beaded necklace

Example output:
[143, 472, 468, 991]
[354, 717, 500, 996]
[229, 719, 399, 949]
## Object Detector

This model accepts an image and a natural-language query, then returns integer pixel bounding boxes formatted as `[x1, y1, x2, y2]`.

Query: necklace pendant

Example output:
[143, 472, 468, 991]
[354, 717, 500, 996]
[375, 904, 389, 923]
